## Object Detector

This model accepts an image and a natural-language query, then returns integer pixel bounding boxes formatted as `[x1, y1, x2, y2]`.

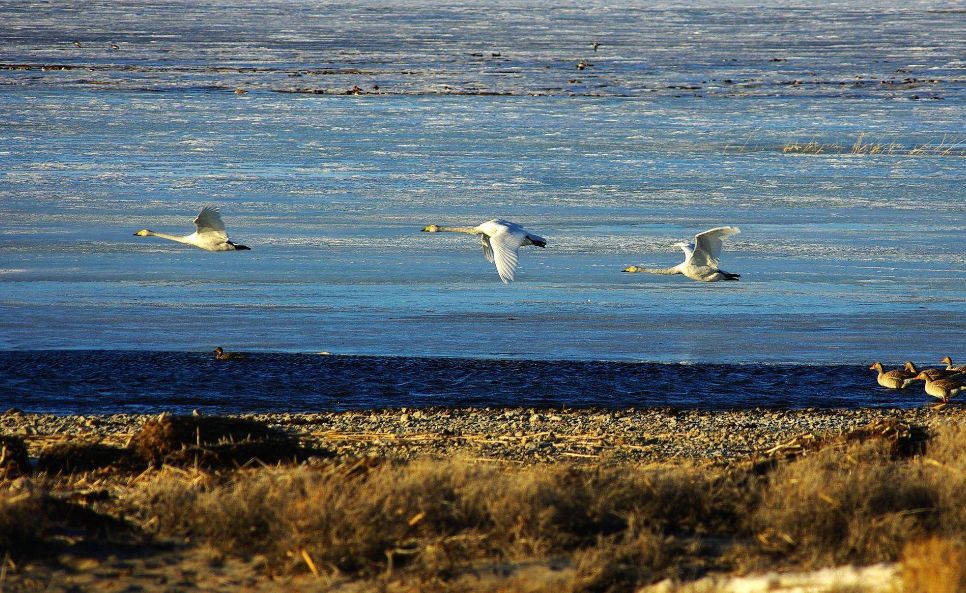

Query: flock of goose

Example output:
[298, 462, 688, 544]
[869, 357, 966, 403]
[133, 206, 742, 284]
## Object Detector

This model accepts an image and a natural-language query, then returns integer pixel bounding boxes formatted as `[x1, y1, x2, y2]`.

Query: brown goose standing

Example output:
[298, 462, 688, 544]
[869, 362, 914, 389]
[914, 372, 965, 403]
[903, 361, 963, 381]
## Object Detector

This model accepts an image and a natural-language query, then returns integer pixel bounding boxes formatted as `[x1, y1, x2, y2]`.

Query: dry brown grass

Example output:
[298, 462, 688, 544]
[751, 438, 939, 567]
[2, 418, 964, 592]
[121, 420, 965, 590]
[37, 442, 142, 473]
[0, 479, 131, 560]
[783, 139, 833, 154]
[737, 420, 965, 579]
[128, 459, 743, 586]
[130, 414, 296, 465]
[0, 436, 30, 479]
[130, 414, 330, 469]
[0, 484, 46, 552]
[22, 416, 330, 476]
[902, 537, 966, 593]
[782, 133, 965, 156]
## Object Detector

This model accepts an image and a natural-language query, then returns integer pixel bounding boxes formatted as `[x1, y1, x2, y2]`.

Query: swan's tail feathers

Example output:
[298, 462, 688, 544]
[227, 241, 251, 251]
[525, 233, 547, 248]
[722, 271, 740, 281]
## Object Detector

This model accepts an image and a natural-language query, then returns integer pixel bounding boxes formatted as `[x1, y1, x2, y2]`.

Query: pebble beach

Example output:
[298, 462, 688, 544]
[6, 406, 963, 464]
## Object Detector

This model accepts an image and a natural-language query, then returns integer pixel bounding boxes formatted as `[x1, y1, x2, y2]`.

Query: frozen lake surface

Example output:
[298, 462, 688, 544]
[0, 1, 963, 409]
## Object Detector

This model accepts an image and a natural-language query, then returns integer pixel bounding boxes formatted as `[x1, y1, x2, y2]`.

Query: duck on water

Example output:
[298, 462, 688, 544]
[213, 347, 246, 361]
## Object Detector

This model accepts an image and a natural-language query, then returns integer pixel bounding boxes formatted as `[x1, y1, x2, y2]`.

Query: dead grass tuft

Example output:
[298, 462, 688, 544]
[901, 537, 966, 593]
[0, 436, 30, 478]
[762, 418, 928, 462]
[783, 139, 834, 154]
[0, 483, 46, 552]
[131, 415, 287, 464]
[129, 415, 327, 469]
[752, 438, 939, 567]
[38, 442, 142, 474]
[783, 133, 965, 156]
[841, 418, 929, 457]
[160, 439, 325, 469]
[129, 458, 748, 587]
[1, 480, 129, 557]
[920, 421, 966, 538]
[569, 526, 671, 593]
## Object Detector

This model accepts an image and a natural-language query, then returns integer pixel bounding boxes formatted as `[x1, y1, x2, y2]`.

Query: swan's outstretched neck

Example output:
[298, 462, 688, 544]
[134, 230, 191, 245]
[623, 266, 679, 275]
[422, 225, 480, 235]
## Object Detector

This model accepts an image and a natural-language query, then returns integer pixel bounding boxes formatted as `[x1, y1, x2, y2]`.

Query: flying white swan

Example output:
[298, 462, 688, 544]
[421, 219, 547, 283]
[623, 226, 741, 282]
[133, 206, 250, 251]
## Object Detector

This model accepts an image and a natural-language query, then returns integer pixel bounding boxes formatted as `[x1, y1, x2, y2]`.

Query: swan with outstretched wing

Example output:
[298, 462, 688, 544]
[134, 206, 250, 252]
[624, 226, 740, 282]
[422, 219, 546, 283]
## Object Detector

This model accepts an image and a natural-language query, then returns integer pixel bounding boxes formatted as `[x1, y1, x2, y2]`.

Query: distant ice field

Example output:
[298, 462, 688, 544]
[0, 0, 963, 366]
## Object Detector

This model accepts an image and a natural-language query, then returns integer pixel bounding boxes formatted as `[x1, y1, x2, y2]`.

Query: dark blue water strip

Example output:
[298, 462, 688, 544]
[0, 351, 928, 414]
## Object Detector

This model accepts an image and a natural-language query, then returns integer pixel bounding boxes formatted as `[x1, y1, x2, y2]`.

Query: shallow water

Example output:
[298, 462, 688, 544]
[0, 2, 964, 410]
[0, 351, 930, 414]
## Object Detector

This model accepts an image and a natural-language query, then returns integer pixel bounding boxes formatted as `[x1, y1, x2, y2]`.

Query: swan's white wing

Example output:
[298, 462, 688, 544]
[678, 242, 695, 264]
[488, 229, 522, 283]
[690, 226, 740, 268]
[194, 206, 228, 239]
[480, 234, 495, 263]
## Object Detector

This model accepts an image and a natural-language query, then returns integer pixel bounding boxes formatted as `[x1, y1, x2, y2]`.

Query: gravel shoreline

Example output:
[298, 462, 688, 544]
[4, 406, 962, 464]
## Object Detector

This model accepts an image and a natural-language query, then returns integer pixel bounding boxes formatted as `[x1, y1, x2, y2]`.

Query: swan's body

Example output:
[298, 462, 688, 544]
[914, 372, 965, 403]
[213, 346, 246, 361]
[940, 356, 966, 373]
[421, 219, 546, 283]
[904, 361, 964, 382]
[623, 226, 741, 282]
[134, 206, 250, 252]
[869, 362, 915, 389]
